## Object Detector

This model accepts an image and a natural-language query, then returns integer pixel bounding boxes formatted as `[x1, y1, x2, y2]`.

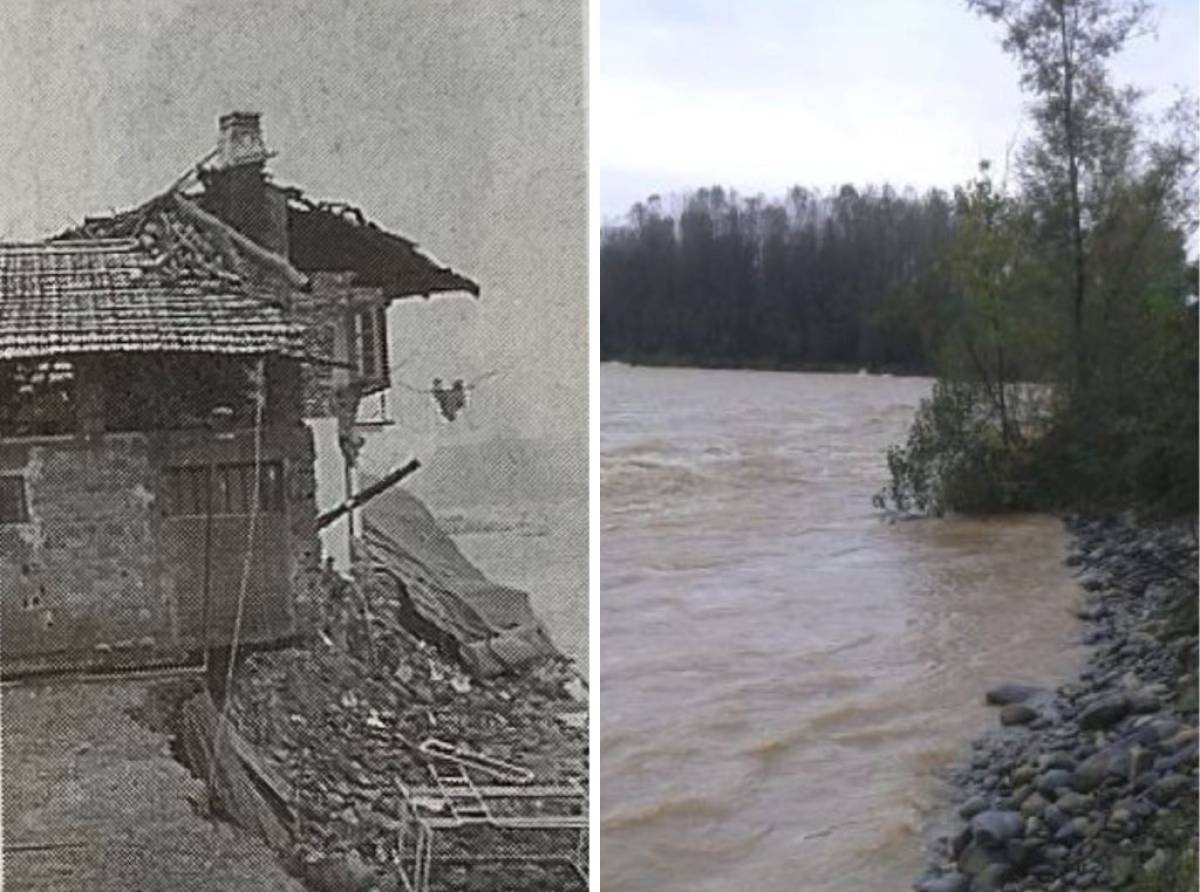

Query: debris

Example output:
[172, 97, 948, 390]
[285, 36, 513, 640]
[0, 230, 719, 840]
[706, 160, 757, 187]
[223, 561, 587, 887]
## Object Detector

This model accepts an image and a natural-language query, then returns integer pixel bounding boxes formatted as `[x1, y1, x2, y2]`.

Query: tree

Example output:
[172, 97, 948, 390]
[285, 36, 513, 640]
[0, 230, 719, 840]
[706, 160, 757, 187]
[965, 0, 1153, 381]
[877, 3, 1196, 518]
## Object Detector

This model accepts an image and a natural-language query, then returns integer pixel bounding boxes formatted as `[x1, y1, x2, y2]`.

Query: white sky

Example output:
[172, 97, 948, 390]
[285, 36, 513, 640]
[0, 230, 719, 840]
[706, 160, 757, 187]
[599, 0, 1199, 219]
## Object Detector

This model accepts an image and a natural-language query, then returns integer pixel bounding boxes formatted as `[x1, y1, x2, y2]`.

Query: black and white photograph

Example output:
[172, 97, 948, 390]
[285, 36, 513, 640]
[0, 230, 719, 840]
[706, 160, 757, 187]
[0, 2, 587, 890]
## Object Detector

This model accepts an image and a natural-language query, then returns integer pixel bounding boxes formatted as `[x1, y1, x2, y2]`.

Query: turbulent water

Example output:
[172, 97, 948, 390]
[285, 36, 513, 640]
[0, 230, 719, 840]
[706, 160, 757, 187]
[600, 365, 1083, 892]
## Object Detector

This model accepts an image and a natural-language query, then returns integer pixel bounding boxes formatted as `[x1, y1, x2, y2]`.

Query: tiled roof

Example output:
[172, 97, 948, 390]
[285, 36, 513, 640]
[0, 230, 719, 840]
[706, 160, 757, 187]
[0, 239, 302, 361]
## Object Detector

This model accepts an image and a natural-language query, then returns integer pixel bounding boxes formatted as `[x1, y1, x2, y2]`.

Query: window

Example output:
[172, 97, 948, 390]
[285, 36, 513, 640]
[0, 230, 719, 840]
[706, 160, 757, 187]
[0, 360, 77, 437]
[164, 461, 285, 516]
[352, 304, 389, 383]
[0, 475, 29, 523]
[104, 354, 258, 433]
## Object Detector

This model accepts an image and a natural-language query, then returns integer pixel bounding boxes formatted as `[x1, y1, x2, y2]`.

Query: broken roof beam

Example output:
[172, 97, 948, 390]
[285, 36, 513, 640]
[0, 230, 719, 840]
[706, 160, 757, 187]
[172, 193, 310, 291]
[315, 459, 422, 531]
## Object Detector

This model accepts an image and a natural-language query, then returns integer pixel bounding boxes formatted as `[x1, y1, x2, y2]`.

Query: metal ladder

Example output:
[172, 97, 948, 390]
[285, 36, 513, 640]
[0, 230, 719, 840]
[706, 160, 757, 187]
[430, 764, 489, 823]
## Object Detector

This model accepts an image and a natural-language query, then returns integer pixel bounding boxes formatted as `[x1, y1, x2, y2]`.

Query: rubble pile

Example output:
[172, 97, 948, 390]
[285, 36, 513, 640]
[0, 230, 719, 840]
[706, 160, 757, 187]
[226, 560, 587, 891]
[915, 516, 1198, 892]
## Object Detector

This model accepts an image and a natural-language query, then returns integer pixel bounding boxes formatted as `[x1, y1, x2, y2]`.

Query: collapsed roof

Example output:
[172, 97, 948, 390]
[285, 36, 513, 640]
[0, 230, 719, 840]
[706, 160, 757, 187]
[63, 185, 480, 303]
[284, 192, 480, 299]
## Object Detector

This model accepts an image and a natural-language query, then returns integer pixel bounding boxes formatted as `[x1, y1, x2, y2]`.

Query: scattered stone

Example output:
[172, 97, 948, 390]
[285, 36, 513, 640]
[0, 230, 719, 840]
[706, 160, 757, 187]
[1149, 774, 1189, 805]
[1041, 804, 1068, 832]
[1019, 792, 1047, 819]
[1077, 695, 1131, 731]
[1127, 688, 1163, 714]
[915, 873, 968, 892]
[1055, 791, 1094, 816]
[969, 810, 1023, 848]
[1036, 769, 1074, 796]
[971, 862, 1013, 890]
[986, 684, 1041, 706]
[1126, 745, 1154, 782]
[958, 796, 990, 820]
[1054, 816, 1090, 843]
[1037, 751, 1075, 772]
[1000, 704, 1038, 726]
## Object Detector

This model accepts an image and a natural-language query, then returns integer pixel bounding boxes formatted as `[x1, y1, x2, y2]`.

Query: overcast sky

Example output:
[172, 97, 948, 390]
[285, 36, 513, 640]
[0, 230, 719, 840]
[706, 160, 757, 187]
[599, 0, 1198, 220]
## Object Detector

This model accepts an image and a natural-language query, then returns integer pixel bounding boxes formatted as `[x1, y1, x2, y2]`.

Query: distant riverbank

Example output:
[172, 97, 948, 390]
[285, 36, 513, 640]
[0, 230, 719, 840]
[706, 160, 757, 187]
[600, 352, 932, 377]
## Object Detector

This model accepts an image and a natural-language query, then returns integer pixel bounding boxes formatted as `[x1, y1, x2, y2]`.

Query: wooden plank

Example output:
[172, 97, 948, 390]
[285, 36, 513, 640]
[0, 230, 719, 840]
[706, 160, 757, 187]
[181, 692, 292, 852]
[225, 723, 295, 819]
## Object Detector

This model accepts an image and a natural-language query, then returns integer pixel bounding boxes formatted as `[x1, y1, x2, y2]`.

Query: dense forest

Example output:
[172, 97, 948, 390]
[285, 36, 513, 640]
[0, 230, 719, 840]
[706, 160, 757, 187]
[601, 185, 958, 371]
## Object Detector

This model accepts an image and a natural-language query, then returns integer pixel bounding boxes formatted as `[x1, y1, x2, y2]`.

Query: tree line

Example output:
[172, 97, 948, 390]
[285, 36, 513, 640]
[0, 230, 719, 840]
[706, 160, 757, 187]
[601, 183, 958, 372]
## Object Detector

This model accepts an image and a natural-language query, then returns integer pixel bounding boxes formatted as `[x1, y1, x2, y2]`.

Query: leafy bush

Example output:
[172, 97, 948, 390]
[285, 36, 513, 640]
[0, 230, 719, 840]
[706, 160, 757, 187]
[874, 379, 1041, 515]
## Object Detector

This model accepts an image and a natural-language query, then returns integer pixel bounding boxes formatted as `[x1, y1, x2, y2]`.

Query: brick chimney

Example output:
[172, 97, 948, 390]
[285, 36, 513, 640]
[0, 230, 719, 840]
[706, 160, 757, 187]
[217, 111, 271, 168]
[201, 112, 289, 257]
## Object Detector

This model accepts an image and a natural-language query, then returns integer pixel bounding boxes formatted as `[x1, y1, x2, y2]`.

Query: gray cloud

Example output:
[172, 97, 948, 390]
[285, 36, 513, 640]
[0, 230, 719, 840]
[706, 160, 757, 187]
[599, 0, 1198, 219]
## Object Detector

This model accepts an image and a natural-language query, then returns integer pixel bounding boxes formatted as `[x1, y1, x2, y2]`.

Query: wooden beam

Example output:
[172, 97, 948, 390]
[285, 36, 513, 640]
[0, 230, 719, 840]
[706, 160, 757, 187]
[316, 459, 421, 531]
[181, 691, 292, 852]
[172, 194, 310, 290]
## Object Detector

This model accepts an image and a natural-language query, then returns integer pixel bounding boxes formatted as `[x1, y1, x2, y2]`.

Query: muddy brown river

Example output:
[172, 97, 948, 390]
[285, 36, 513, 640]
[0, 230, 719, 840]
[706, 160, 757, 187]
[600, 365, 1083, 892]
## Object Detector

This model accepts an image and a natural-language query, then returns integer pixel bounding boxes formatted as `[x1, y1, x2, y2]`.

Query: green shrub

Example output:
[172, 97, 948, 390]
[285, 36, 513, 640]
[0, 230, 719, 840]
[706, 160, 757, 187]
[874, 379, 1041, 515]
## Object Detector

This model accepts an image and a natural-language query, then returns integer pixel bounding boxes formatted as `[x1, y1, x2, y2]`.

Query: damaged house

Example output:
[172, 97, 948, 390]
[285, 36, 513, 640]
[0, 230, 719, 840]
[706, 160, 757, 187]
[0, 112, 487, 675]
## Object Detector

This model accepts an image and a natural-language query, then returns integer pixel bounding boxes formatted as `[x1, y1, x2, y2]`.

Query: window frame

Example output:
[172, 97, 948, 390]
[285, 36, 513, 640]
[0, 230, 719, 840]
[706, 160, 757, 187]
[163, 461, 286, 518]
[0, 474, 30, 524]
[351, 302, 390, 386]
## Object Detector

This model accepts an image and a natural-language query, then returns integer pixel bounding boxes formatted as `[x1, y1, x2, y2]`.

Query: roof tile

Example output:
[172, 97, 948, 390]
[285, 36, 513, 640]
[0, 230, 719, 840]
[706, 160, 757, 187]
[0, 239, 301, 361]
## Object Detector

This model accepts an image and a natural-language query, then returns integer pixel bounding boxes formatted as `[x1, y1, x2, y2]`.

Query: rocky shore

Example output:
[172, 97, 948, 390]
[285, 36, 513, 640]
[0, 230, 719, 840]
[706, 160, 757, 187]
[916, 515, 1199, 892]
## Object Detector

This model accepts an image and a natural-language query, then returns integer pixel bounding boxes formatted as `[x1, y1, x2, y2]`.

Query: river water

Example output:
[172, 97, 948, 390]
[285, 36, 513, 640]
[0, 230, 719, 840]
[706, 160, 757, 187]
[600, 364, 1083, 892]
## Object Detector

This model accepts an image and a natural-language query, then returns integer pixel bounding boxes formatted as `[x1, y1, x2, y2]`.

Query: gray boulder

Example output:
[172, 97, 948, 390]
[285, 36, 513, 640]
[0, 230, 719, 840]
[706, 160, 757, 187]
[985, 683, 1041, 706]
[916, 873, 969, 892]
[1053, 816, 1090, 844]
[970, 862, 1013, 891]
[1054, 791, 1093, 816]
[1035, 769, 1074, 796]
[1078, 694, 1131, 730]
[969, 810, 1023, 848]
[1000, 704, 1038, 726]
[1149, 773, 1190, 805]
[958, 796, 990, 820]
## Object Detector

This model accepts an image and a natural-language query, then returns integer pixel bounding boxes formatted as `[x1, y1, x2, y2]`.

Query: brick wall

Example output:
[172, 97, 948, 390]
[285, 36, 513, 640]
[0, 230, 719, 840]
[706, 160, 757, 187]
[0, 435, 164, 669]
[0, 421, 321, 673]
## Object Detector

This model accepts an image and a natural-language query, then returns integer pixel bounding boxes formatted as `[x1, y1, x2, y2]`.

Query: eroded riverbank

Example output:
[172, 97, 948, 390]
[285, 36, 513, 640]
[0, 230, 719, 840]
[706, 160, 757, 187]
[915, 516, 1199, 892]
